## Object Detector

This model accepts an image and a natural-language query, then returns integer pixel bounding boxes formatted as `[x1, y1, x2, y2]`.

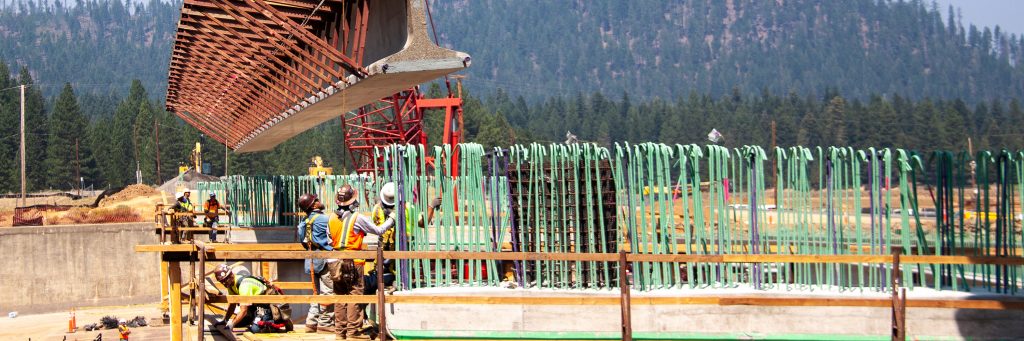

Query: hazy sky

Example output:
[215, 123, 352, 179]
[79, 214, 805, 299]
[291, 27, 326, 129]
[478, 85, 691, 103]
[935, 0, 1024, 36]
[2, 0, 1021, 36]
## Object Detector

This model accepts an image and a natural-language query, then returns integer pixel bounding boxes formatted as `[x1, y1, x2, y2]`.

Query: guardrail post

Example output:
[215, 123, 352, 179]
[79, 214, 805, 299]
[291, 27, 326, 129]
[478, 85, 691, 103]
[169, 259, 183, 341]
[377, 245, 388, 340]
[619, 250, 633, 341]
[891, 250, 905, 341]
[197, 242, 207, 340]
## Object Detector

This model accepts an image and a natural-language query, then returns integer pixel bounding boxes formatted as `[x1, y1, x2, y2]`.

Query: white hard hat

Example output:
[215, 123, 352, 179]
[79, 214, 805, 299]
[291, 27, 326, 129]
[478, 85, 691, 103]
[380, 182, 395, 206]
[119, 318, 127, 324]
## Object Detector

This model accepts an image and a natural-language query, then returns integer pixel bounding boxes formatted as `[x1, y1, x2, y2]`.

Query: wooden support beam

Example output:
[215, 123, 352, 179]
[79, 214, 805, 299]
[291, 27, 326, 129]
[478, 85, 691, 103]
[243, 0, 367, 77]
[138, 245, 1024, 266]
[215, 0, 346, 81]
[207, 294, 1024, 310]
[161, 261, 170, 313]
[197, 242, 207, 340]
[168, 261, 183, 341]
[618, 250, 632, 341]
[376, 243, 388, 340]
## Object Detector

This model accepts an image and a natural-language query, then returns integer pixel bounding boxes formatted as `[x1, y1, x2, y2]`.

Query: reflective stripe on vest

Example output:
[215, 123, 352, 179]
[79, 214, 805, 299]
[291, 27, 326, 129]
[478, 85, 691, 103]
[340, 213, 365, 251]
[340, 212, 366, 265]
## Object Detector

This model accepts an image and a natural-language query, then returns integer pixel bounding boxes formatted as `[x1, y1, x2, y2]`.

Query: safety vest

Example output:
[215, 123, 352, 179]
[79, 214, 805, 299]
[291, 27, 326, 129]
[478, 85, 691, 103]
[371, 206, 393, 250]
[330, 211, 366, 266]
[178, 199, 194, 212]
[204, 199, 220, 213]
[302, 212, 322, 246]
[372, 204, 418, 250]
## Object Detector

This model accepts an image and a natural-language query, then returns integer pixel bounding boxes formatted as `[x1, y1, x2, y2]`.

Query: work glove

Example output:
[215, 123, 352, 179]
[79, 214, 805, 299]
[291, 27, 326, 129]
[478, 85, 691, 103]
[429, 197, 442, 210]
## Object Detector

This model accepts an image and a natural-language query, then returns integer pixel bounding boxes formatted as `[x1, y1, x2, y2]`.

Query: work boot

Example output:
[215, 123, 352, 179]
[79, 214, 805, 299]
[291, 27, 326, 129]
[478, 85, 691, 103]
[315, 325, 337, 334]
[347, 333, 372, 340]
[303, 324, 317, 333]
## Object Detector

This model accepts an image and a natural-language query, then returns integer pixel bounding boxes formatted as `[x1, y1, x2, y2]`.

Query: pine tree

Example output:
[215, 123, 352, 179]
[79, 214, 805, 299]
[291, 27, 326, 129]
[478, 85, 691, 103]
[823, 96, 847, 146]
[90, 116, 115, 187]
[18, 67, 48, 191]
[133, 99, 157, 184]
[473, 112, 514, 149]
[44, 83, 88, 189]
[0, 59, 15, 193]
[158, 110, 188, 181]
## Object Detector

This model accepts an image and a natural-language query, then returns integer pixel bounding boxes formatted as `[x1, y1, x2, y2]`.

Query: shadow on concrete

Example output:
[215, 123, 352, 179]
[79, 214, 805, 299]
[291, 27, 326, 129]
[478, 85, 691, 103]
[953, 294, 1024, 340]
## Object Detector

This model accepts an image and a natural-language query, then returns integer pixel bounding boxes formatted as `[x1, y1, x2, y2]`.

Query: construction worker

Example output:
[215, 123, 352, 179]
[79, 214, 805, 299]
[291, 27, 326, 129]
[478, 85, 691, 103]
[203, 193, 229, 242]
[331, 184, 394, 340]
[213, 264, 292, 333]
[367, 183, 440, 291]
[172, 190, 196, 227]
[295, 193, 337, 334]
[117, 319, 130, 340]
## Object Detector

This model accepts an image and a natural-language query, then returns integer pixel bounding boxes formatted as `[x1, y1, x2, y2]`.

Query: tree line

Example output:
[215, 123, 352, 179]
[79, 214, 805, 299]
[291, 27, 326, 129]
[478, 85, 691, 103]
[474, 86, 1024, 153]
[2, 58, 1021, 194]
[1, 0, 1023, 103]
[433, 0, 1024, 102]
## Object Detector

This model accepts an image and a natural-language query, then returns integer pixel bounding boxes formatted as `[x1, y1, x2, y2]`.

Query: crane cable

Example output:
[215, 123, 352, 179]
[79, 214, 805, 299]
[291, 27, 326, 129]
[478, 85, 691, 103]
[423, 0, 454, 96]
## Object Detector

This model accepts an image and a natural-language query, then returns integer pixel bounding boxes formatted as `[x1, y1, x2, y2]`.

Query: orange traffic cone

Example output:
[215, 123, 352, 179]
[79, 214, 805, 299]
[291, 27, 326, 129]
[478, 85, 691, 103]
[68, 308, 76, 333]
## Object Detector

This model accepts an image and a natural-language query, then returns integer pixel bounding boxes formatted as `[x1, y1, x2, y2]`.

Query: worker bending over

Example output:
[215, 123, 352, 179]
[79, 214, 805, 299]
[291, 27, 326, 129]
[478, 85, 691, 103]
[331, 184, 394, 340]
[214, 264, 292, 333]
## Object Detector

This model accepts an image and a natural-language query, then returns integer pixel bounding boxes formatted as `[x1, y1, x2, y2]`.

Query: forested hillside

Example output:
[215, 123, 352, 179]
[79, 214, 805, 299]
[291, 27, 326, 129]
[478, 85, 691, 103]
[1, 0, 1023, 192]
[0, 0, 1021, 101]
[432, 0, 1024, 101]
[0, 0, 177, 97]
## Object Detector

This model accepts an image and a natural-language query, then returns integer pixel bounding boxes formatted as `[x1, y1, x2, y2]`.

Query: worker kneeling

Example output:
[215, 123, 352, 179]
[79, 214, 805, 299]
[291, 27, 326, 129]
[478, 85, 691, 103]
[214, 264, 293, 333]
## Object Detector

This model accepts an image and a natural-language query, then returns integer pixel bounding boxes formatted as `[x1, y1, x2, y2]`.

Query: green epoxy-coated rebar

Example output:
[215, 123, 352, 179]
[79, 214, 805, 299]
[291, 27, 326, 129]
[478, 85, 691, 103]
[197, 143, 1024, 295]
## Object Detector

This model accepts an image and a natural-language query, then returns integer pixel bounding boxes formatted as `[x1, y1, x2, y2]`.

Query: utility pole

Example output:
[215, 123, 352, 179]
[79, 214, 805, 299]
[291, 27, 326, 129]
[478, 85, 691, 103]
[224, 143, 228, 177]
[770, 120, 777, 203]
[155, 116, 162, 184]
[75, 138, 81, 197]
[19, 84, 26, 207]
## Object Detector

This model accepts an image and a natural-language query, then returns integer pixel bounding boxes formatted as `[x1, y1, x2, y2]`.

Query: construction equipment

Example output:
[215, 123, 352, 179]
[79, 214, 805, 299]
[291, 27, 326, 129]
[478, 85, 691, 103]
[189, 141, 202, 174]
[342, 83, 464, 174]
[178, 141, 203, 175]
[307, 156, 333, 178]
[178, 139, 207, 175]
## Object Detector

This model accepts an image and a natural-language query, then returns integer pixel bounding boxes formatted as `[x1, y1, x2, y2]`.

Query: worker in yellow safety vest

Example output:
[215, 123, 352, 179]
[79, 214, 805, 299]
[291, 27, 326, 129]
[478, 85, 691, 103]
[117, 319, 130, 340]
[328, 184, 394, 340]
[172, 190, 196, 227]
[367, 182, 441, 288]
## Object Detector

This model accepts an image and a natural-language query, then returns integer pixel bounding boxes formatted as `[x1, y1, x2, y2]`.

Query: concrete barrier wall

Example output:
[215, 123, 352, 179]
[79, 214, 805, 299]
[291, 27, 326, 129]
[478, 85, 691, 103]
[0, 223, 161, 314]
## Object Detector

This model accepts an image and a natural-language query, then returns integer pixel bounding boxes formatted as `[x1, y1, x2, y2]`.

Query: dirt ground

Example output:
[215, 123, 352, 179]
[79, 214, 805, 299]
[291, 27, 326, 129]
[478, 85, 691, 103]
[0, 304, 167, 341]
[0, 185, 174, 227]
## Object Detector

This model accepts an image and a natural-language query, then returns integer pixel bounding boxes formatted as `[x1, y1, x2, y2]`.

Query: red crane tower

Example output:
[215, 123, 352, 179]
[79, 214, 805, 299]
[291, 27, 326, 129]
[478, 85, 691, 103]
[341, 81, 463, 174]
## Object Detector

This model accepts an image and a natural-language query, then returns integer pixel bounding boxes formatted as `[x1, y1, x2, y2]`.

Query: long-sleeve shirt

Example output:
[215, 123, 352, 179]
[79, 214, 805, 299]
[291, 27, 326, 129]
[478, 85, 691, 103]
[296, 210, 332, 274]
[338, 209, 394, 236]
